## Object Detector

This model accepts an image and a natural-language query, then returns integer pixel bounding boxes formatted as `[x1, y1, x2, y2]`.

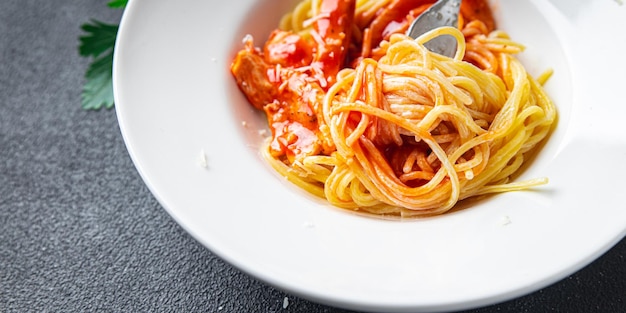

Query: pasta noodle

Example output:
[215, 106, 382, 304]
[232, 0, 557, 217]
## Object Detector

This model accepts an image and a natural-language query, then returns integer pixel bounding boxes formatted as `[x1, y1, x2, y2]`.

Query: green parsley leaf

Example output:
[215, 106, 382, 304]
[78, 1, 127, 110]
[79, 20, 118, 110]
[82, 50, 115, 110]
[107, 0, 128, 9]
[79, 20, 118, 58]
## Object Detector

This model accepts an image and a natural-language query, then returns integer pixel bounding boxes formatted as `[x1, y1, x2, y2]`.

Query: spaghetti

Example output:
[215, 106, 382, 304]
[231, 0, 556, 217]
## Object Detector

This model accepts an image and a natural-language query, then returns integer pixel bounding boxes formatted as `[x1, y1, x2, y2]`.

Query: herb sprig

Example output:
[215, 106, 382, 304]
[78, 0, 128, 110]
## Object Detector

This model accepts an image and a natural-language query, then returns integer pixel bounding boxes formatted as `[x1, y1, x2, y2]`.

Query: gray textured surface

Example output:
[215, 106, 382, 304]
[0, 1, 624, 312]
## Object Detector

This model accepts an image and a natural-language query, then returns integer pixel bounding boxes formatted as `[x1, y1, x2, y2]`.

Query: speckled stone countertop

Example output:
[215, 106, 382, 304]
[1, 1, 624, 312]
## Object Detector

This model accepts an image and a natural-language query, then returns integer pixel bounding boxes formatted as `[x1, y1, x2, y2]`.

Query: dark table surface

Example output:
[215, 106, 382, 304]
[1, 1, 624, 312]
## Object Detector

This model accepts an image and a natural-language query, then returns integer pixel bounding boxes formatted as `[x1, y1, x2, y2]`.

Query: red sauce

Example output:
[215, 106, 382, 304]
[231, 0, 496, 162]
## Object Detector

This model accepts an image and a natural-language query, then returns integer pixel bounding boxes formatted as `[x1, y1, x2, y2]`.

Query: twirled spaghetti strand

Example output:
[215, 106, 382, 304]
[237, 0, 556, 217]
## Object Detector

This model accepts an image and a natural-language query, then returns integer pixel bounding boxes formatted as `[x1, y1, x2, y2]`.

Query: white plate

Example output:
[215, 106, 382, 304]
[113, 0, 626, 311]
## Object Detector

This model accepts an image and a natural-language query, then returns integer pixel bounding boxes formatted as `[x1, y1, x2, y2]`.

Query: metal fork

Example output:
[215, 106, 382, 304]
[406, 0, 461, 58]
